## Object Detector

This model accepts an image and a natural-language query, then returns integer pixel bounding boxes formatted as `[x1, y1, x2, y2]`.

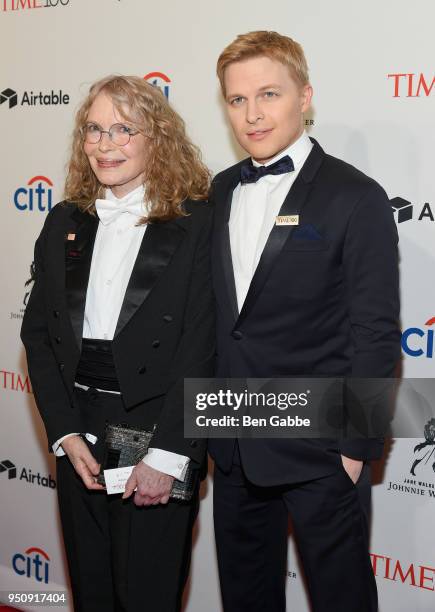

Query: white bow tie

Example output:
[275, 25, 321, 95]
[95, 188, 146, 225]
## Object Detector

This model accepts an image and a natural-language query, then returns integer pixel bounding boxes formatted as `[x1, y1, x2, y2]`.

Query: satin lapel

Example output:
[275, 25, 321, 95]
[65, 209, 99, 351]
[114, 220, 185, 337]
[216, 169, 241, 322]
[220, 223, 239, 322]
[235, 139, 325, 328]
[212, 163, 245, 323]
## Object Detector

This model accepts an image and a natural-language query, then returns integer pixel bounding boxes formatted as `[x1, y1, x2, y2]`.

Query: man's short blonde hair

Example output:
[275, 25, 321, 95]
[217, 31, 309, 96]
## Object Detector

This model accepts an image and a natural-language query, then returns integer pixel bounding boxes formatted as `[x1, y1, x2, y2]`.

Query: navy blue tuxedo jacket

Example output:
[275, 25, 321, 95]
[209, 138, 400, 486]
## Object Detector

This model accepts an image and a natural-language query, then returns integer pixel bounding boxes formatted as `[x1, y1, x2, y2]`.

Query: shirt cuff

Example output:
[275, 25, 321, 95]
[52, 433, 98, 456]
[141, 448, 190, 481]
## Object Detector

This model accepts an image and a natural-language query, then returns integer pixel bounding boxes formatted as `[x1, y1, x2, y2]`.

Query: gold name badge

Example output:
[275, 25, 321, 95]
[275, 215, 299, 226]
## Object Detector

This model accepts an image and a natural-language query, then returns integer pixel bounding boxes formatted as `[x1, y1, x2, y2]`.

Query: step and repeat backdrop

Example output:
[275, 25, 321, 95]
[1, 1, 434, 610]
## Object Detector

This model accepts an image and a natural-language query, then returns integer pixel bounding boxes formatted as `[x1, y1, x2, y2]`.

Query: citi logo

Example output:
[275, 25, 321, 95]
[12, 547, 50, 584]
[2, 0, 69, 11]
[14, 176, 53, 212]
[0, 459, 16, 479]
[144, 71, 171, 99]
[391, 197, 433, 224]
[0, 88, 18, 108]
[402, 317, 435, 359]
[1, 87, 69, 108]
[388, 73, 435, 97]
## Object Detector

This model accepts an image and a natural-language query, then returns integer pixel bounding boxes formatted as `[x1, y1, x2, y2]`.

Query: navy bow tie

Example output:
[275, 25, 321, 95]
[240, 155, 295, 184]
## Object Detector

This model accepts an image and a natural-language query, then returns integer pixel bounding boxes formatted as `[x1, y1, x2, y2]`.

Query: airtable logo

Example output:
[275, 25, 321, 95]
[14, 175, 53, 212]
[402, 317, 435, 359]
[0, 88, 17, 108]
[391, 197, 434, 224]
[0, 459, 16, 479]
[1, 87, 69, 108]
[0, 455, 55, 489]
[144, 71, 171, 99]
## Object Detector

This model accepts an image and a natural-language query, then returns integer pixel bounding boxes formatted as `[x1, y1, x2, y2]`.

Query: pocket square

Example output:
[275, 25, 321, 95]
[292, 224, 323, 241]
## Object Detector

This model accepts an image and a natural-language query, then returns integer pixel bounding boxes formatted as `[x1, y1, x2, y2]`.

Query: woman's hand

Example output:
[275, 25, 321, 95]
[123, 462, 174, 506]
[61, 435, 105, 490]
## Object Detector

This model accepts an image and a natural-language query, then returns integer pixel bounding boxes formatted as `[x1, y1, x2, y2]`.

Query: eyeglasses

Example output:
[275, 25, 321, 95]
[82, 122, 140, 146]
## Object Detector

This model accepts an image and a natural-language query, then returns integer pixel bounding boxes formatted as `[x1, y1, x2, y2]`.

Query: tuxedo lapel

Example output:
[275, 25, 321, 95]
[213, 166, 241, 323]
[235, 139, 325, 328]
[114, 220, 185, 337]
[65, 208, 99, 351]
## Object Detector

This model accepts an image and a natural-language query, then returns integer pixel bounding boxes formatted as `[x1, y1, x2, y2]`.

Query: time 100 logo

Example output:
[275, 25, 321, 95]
[2, 0, 69, 11]
[41, 0, 69, 5]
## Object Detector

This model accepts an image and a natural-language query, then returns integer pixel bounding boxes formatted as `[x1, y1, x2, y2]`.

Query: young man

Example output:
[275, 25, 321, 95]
[209, 31, 400, 612]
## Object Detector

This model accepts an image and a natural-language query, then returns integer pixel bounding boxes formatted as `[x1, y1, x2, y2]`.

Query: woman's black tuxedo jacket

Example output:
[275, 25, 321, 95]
[21, 199, 215, 466]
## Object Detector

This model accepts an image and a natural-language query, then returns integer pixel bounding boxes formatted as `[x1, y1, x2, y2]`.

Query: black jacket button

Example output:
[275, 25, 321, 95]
[163, 314, 173, 322]
[138, 366, 147, 374]
[152, 340, 160, 348]
[59, 363, 65, 372]
[55, 337, 61, 344]
[189, 440, 198, 448]
[53, 310, 60, 318]
[232, 330, 243, 340]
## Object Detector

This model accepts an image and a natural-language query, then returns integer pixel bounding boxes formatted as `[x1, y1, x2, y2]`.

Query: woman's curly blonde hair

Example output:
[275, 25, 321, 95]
[64, 75, 210, 222]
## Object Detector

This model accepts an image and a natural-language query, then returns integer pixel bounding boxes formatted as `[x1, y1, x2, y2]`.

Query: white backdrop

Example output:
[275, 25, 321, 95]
[1, 1, 434, 610]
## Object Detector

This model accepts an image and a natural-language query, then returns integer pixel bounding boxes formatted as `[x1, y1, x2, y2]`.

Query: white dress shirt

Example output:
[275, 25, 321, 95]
[229, 130, 313, 310]
[53, 186, 189, 481]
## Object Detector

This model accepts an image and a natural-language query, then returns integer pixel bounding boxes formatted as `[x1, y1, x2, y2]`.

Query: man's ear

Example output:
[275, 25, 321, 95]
[300, 84, 313, 113]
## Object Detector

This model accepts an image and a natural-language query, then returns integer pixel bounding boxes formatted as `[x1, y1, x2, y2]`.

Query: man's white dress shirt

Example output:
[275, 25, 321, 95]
[229, 131, 313, 311]
[53, 185, 189, 481]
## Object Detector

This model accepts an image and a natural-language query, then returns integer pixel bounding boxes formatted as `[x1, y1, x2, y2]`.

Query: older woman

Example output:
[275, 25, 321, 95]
[21, 75, 214, 612]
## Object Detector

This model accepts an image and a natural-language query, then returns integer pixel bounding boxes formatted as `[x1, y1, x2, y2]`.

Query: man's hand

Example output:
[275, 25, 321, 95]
[61, 435, 104, 490]
[123, 462, 174, 506]
[341, 455, 363, 485]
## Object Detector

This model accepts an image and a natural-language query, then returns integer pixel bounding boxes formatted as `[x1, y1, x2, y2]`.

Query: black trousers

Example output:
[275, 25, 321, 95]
[56, 387, 199, 612]
[213, 444, 377, 612]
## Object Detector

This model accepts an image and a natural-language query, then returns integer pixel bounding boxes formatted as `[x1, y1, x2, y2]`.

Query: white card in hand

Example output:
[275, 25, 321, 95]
[104, 466, 134, 495]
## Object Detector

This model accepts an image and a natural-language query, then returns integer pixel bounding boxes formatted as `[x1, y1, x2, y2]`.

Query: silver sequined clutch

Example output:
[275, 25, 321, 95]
[97, 422, 197, 501]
